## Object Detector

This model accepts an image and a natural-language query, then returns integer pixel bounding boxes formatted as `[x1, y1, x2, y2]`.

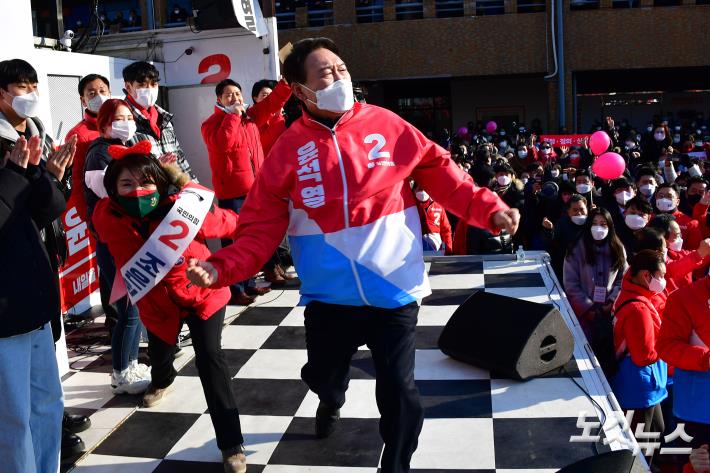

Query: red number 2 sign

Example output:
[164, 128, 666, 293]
[198, 54, 231, 84]
[158, 220, 190, 251]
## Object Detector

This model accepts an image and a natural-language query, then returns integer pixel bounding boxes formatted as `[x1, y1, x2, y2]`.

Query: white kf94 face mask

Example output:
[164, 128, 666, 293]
[11, 91, 41, 118]
[301, 79, 355, 114]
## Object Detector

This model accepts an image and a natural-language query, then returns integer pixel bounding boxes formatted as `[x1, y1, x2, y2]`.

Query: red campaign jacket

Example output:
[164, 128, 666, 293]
[692, 201, 710, 240]
[207, 103, 509, 309]
[66, 111, 100, 220]
[658, 277, 710, 373]
[254, 79, 292, 156]
[92, 186, 237, 344]
[666, 248, 710, 293]
[415, 198, 453, 253]
[200, 84, 288, 200]
[613, 272, 665, 367]
[655, 210, 703, 251]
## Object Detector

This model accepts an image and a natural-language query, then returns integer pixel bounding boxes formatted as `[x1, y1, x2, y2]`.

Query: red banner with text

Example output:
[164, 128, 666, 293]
[58, 194, 99, 313]
[539, 134, 592, 147]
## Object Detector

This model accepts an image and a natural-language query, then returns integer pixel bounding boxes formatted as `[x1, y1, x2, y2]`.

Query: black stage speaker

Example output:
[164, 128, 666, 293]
[438, 290, 574, 380]
[556, 450, 635, 473]
[192, 0, 240, 30]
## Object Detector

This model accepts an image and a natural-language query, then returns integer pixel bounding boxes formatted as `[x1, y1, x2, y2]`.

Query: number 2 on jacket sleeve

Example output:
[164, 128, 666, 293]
[158, 220, 190, 251]
[364, 134, 391, 160]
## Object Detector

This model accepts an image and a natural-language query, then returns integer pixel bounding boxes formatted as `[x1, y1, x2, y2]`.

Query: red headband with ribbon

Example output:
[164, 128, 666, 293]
[107, 140, 153, 160]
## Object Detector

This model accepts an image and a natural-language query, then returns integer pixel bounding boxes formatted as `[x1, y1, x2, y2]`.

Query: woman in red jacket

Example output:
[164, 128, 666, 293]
[610, 249, 668, 467]
[92, 144, 247, 473]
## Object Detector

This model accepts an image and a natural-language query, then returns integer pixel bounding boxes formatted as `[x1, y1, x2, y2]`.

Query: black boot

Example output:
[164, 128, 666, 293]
[61, 429, 85, 459]
[315, 401, 340, 439]
[63, 412, 91, 434]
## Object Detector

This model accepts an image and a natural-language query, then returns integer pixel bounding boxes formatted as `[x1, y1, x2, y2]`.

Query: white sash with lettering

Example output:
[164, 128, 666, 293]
[111, 185, 215, 305]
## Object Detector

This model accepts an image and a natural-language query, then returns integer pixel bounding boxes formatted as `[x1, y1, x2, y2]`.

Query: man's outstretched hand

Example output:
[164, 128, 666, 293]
[186, 258, 218, 288]
[492, 208, 520, 236]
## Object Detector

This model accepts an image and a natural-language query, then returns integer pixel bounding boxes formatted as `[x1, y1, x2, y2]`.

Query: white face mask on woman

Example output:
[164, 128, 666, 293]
[497, 175, 511, 187]
[109, 120, 137, 142]
[648, 275, 667, 294]
[668, 237, 683, 252]
[591, 225, 609, 241]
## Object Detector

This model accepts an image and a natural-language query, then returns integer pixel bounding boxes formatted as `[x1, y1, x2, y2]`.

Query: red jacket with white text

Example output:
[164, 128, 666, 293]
[208, 103, 509, 308]
[66, 111, 100, 221]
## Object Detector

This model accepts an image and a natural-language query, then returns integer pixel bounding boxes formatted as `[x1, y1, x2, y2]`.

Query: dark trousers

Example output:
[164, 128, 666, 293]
[147, 306, 243, 451]
[301, 301, 424, 473]
[218, 197, 254, 294]
[627, 404, 665, 467]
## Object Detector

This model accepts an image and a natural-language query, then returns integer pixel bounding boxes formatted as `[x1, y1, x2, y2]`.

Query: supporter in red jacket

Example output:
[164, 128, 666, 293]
[251, 79, 292, 155]
[657, 277, 710, 473]
[653, 183, 702, 250]
[412, 182, 453, 255]
[92, 145, 247, 473]
[66, 73, 111, 220]
[692, 190, 710, 240]
[201, 78, 288, 303]
[648, 213, 710, 287]
[610, 250, 668, 467]
[187, 37, 518, 473]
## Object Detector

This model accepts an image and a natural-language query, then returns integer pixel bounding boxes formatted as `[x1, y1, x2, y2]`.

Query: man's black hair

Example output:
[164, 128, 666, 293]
[564, 193, 588, 211]
[78, 73, 110, 96]
[656, 182, 680, 196]
[648, 213, 676, 239]
[282, 37, 340, 86]
[251, 79, 275, 100]
[122, 61, 160, 84]
[625, 195, 653, 214]
[635, 227, 665, 252]
[215, 79, 241, 97]
[0, 59, 38, 90]
[635, 166, 657, 183]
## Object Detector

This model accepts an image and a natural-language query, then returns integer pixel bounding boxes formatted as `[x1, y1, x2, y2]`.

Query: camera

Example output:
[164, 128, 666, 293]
[60, 30, 74, 51]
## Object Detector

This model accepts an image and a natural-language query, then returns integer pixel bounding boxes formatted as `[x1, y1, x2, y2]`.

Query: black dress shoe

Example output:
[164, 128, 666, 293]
[315, 401, 340, 439]
[61, 430, 85, 459]
[63, 412, 91, 434]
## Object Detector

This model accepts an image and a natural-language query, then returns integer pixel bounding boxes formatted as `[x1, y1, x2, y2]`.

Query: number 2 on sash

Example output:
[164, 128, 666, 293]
[158, 220, 190, 251]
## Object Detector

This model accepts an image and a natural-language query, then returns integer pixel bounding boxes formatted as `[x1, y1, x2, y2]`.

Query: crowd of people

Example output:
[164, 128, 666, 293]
[0, 34, 708, 473]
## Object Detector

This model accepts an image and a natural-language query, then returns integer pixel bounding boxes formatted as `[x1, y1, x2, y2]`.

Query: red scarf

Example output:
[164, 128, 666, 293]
[126, 95, 160, 139]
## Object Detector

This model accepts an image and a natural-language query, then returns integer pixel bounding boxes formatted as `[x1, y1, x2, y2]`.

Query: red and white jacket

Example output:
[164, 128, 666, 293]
[208, 103, 508, 308]
[656, 209, 703, 251]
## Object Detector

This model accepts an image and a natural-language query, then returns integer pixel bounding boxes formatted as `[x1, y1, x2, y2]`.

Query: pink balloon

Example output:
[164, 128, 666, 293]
[486, 121, 497, 134]
[592, 152, 625, 180]
[457, 126, 469, 138]
[589, 130, 611, 156]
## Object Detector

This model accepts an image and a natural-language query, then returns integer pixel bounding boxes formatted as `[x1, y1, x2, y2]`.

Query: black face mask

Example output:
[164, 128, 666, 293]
[687, 194, 702, 207]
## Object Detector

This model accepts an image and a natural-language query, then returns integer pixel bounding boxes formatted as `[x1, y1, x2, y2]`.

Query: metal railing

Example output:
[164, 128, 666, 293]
[356, 2, 385, 22]
[308, 8, 335, 26]
[275, 11, 296, 29]
[475, 0, 505, 15]
[395, 1, 424, 20]
[435, 0, 464, 17]
[517, 0, 546, 12]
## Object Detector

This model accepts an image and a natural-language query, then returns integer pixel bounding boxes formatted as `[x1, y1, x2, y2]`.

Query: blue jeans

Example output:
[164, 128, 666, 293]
[96, 241, 143, 371]
[218, 197, 255, 294]
[0, 323, 63, 473]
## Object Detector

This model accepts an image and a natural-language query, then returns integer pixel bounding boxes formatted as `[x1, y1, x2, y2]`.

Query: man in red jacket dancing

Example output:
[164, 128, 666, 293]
[188, 37, 519, 473]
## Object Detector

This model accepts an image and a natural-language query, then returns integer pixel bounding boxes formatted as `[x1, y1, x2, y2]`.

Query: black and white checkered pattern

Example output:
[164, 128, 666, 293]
[64, 254, 637, 473]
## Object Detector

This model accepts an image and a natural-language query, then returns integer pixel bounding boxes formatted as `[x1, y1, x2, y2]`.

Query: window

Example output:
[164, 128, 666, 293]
[611, 0, 640, 7]
[396, 0, 424, 20]
[435, 0, 464, 17]
[570, 0, 600, 10]
[517, 0, 546, 13]
[307, 0, 334, 26]
[397, 95, 451, 138]
[275, 0, 298, 29]
[356, 0, 385, 23]
[476, 0, 505, 15]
